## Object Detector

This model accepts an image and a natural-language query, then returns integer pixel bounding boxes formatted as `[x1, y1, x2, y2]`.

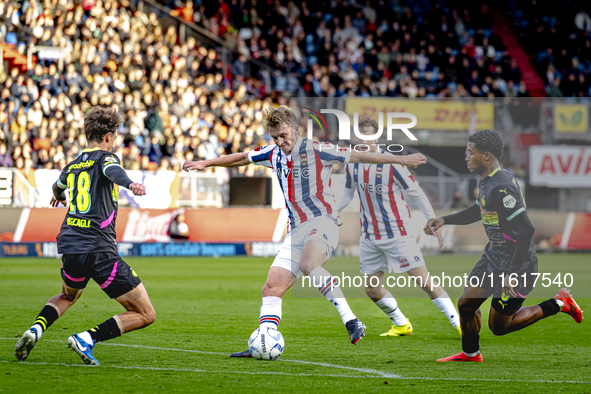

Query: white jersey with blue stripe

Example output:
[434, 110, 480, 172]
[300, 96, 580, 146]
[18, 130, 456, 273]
[338, 152, 436, 240]
[248, 137, 351, 229]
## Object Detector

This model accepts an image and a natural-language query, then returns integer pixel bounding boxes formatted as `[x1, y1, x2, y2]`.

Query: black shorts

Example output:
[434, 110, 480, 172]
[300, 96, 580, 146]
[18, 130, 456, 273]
[61, 251, 142, 299]
[469, 254, 538, 316]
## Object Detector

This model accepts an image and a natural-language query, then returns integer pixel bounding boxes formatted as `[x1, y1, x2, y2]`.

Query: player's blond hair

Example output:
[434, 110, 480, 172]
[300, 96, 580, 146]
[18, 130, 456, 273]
[262, 105, 299, 133]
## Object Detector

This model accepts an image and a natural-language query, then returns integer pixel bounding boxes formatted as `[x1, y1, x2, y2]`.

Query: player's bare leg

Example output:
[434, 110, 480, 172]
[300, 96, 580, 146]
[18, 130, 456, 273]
[262, 267, 297, 299]
[365, 272, 412, 336]
[67, 284, 155, 366]
[15, 282, 83, 361]
[488, 288, 583, 336]
[113, 284, 156, 332]
[299, 239, 365, 344]
[437, 285, 490, 362]
[407, 266, 461, 333]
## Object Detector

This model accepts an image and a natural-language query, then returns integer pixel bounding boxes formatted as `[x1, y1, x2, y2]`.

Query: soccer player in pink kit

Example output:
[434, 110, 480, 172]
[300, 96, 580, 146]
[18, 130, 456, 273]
[337, 117, 460, 337]
[183, 106, 426, 356]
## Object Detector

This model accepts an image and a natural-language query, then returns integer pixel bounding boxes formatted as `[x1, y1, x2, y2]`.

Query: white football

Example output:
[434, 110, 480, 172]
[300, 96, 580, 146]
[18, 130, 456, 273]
[248, 327, 284, 360]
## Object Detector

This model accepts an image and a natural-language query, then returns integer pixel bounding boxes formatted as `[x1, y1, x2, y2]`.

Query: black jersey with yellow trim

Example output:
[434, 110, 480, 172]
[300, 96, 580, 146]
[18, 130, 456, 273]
[476, 167, 537, 269]
[56, 148, 122, 254]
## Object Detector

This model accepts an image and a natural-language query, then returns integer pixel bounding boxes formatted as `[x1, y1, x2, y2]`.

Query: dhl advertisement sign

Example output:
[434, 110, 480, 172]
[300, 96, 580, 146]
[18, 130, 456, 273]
[554, 104, 588, 133]
[345, 98, 494, 131]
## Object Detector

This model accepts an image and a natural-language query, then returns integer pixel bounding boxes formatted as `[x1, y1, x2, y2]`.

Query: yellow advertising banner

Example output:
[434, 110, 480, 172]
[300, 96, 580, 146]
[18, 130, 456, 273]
[554, 104, 588, 133]
[344, 98, 494, 131]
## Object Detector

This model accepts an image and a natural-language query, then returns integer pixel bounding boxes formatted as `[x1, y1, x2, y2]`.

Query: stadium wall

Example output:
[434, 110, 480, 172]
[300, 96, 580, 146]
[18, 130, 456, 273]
[0, 208, 589, 257]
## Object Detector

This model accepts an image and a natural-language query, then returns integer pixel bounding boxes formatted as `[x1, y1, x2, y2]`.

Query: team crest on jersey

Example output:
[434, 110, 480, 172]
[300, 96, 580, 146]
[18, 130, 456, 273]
[82, 154, 88, 161]
[300, 153, 308, 165]
[376, 166, 383, 178]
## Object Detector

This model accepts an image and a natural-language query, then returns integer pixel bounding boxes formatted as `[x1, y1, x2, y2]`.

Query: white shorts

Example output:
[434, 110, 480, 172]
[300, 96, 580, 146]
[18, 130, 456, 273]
[271, 216, 339, 279]
[359, 235, 426, 275]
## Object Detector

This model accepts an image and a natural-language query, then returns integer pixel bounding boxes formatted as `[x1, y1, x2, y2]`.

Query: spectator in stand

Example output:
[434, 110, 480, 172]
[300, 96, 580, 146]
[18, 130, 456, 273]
[0, 0, 540, 178]
[171, 1, 194, 23]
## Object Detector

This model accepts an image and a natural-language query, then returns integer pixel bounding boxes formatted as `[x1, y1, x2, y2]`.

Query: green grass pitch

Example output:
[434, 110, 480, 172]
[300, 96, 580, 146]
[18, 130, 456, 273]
[1, 255, 589, 393]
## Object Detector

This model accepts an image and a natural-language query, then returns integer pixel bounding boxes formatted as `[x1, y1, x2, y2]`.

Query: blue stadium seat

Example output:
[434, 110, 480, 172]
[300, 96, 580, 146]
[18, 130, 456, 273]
[6, 33, 17, 45]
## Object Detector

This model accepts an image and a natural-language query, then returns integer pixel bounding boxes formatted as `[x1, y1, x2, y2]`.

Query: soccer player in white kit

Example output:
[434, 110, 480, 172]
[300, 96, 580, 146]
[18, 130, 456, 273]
[337, 117, 461, 336]
[182, 106, 427, 355]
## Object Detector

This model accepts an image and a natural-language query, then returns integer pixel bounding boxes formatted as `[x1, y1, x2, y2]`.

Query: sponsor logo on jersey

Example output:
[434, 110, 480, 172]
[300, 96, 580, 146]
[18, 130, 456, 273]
[69, 160, 95, 171]
[503, 195, 517, 209]
[278, 168, 291, 179]
[290, 168, 309, 179]
[104, 156, 118, 163]
[67, 218, 92, 228]
[354, 182, 383, 194]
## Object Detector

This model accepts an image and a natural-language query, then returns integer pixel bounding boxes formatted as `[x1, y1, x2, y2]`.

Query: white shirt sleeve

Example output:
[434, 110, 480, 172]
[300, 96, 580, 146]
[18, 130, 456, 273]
[391, 164, 436, 219]
[337, 165, 356, 213]
[247, 145, 276, 168]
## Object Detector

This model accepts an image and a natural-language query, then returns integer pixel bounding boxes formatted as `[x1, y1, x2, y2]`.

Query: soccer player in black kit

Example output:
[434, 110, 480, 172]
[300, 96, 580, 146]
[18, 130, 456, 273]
[424, 129, 583, 362]
[15, 107, 155, 366]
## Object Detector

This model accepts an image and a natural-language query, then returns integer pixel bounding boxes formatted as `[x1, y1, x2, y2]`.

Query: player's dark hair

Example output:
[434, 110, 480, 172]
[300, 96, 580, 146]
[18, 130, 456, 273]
[358, 116, 379, 132]
[468, 129, 504, 159]
[84, 106, 123, 142]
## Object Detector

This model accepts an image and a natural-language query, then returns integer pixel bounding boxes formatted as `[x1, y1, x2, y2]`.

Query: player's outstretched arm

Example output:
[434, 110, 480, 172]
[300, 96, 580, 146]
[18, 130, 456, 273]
[424, 204, 481, 235]
[50, 182, 68, 207]
[104, 165, 146, 196]
[349, 151, 427, 168]
[183, 152, 250, 172]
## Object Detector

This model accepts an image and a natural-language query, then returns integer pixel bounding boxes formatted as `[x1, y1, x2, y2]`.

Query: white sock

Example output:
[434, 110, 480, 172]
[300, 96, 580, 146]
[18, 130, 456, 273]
[464, 350, 480, 357]
[78, 331, 93, 345]
[259, 296, 282, 330]
[555, 299, 564, 309]
[432, 293, 461, 329]
[309, 267, 356, 324]
[30, 324, 43, 340]
[374, 292, 407, 326]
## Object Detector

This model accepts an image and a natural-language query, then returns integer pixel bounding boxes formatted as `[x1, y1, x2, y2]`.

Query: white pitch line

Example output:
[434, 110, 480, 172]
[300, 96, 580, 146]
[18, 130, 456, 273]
[0, 360, 375, 379]
[1, 338, 394, 378]
[2, 338, 590, 385]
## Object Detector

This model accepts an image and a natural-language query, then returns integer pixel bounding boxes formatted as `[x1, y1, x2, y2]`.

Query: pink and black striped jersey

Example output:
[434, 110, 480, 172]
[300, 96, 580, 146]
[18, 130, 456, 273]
[339, 156, 436, 240]
[248, 137, 351, 229]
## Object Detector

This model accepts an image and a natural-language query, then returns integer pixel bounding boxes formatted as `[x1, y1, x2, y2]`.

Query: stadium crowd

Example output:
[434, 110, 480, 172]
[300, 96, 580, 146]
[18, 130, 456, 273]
[509, 0, 591, 97]
[0, 0, 539, 174]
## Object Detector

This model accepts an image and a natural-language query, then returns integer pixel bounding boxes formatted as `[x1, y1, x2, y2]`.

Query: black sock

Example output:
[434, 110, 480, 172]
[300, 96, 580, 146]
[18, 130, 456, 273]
[34, 305, 59, 332]
[538, 299, 561, 317]
[462, 334, 480, 354]
[88, 318, 122, 343]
